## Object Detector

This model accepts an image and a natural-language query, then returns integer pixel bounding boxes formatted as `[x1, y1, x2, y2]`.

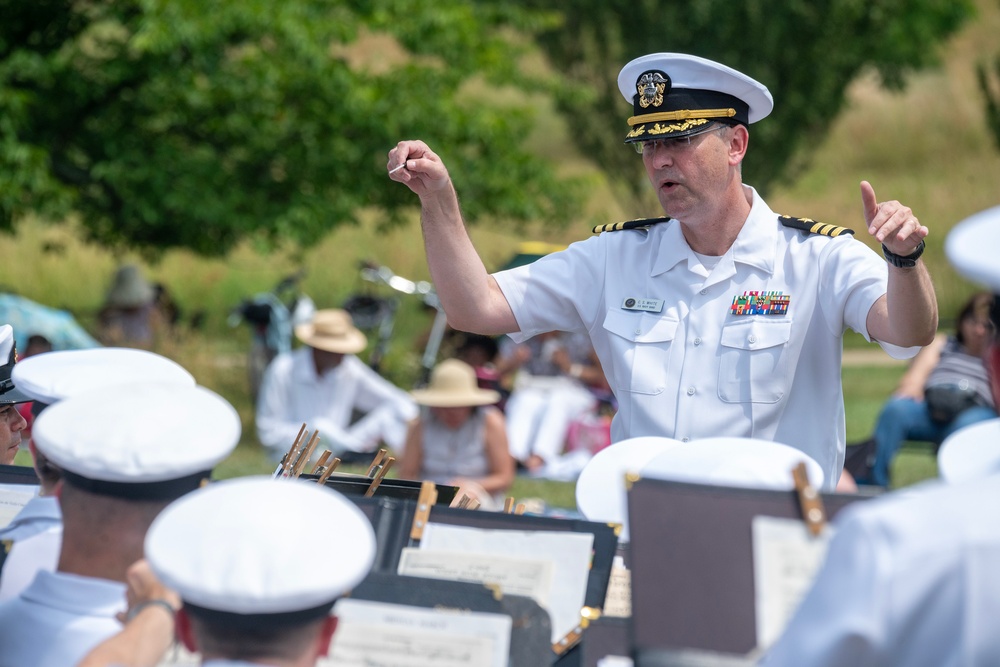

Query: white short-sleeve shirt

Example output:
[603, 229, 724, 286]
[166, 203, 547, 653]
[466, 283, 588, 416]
[761, 475, 1000, 666]
[494, 186, 915, 488]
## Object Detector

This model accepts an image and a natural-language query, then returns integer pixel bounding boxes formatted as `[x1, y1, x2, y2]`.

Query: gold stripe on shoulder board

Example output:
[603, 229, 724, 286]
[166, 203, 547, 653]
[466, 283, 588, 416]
[592, 216, 672, 234]
[778, 215, 855, 238]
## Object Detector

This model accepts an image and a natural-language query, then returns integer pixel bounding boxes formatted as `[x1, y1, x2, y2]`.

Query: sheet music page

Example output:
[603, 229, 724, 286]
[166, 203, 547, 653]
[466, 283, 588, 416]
[398, 547, 553, 607]
[420, 522, 594, 643]
[751, 515, 835, 649]
[0, 485, 37, 530]
[323, 598, 511, 667]
[602, 555, 632, 618]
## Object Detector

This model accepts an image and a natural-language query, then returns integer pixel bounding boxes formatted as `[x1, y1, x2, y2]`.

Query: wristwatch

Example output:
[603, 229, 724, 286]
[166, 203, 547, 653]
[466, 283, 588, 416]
[882, 240, 925, 269]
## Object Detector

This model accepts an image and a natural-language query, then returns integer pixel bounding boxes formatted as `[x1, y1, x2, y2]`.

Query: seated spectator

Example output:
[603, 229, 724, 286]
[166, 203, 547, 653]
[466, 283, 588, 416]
[400, 359, 514, 510]
[256, 309, 417, 461]
[97, 264, 163, 347]
[861, 292, 996, 487]
[499, 331, 601, 472]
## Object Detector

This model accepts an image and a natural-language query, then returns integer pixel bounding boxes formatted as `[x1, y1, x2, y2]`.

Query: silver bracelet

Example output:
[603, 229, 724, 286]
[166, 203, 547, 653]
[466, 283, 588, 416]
[126, 598, 177, 622]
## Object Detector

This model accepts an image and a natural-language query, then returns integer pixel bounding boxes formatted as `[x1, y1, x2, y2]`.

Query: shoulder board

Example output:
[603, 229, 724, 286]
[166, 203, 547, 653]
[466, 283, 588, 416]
[779, 215, 855, 238]
[592, 216, 671, 235]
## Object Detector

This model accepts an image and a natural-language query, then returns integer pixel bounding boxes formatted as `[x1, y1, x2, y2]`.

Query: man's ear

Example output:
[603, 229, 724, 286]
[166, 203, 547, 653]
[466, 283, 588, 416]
[175, 607, 199, 652]
[317, 615, 339, 656]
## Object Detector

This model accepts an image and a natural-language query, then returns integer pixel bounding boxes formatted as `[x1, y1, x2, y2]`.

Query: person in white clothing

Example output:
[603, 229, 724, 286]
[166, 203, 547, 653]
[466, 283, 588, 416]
[0, 382, 240, 667]
[0, 325, 30, 465]
[388, 53, 937, 489]
[256, 308, 417, 459]
[760, 206, 1000, 666]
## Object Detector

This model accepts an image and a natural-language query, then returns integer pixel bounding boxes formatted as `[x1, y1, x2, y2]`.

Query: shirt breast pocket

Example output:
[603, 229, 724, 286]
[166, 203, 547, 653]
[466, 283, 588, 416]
[718, 320, 793, 404]
[603, 309, 678, 395]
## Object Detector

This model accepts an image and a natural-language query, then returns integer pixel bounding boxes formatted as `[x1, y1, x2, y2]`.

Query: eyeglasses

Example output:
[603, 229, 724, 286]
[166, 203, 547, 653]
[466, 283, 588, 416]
[632, 124, 728, 155]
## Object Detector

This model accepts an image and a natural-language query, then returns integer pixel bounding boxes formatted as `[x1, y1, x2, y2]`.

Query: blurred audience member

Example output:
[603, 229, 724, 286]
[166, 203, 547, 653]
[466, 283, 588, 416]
[400, 359, 514, 509]
[97, 264, 163, 347]
[256, 309, 417, 461]
[861, 292, 996, 487]
[499, 332, 600, 472]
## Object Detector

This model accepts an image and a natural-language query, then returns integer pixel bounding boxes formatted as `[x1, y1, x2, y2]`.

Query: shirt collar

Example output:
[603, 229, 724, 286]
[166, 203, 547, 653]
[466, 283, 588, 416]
[651, 185, 776, 277]
[21, 569, 127, 617]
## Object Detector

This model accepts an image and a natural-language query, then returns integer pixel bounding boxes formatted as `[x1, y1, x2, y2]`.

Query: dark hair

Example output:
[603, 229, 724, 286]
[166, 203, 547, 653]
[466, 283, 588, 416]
[954, 292, 993, 345]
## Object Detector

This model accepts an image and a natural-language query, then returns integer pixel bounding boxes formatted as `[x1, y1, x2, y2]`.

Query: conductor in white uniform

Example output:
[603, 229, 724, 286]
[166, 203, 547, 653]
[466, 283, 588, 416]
[387, 53, 938, 488]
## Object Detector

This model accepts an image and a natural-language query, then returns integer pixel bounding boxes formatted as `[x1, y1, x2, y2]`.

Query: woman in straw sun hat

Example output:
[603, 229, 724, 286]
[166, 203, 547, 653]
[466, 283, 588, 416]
[399, 358, 514, 509]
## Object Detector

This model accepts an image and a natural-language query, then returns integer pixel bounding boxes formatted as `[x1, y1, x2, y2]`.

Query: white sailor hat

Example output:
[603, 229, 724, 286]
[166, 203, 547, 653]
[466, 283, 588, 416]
[146, 476, 376, 624]
[618, 53, 773, 145]
[575, 436, 684, 542]
[11, 347, 195, 407]
[937, 419, 1000, 484]
[32, 382, 240, 499]
[946, 205, 1000, 293]
[0, 324, 32, 405]
[640, 437, 825, 490]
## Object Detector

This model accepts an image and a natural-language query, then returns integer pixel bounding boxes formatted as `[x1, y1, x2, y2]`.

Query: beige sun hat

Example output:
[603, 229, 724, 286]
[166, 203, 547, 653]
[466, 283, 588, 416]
[294, 309, 367, 354]
[410, 359, 500, 408]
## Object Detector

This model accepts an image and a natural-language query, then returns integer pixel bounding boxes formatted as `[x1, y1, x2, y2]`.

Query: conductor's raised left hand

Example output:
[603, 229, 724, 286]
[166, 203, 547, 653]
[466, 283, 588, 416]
[861, 181, 928, 257]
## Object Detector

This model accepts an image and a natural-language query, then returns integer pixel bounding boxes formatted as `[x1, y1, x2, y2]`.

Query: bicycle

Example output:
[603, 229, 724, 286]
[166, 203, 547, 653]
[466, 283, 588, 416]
[228, 270, 315, 402]
[342, 261, 447, 386]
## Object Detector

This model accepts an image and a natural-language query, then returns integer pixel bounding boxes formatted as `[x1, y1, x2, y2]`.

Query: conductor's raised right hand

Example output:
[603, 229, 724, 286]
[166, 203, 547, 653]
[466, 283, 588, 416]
[387, 140, 451, 196]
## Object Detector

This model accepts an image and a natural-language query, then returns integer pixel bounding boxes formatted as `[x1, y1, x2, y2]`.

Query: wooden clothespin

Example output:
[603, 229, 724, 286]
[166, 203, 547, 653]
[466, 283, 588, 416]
[503, 497, 515, 514]
[466, 497, 480, 511]
[364, 456, 395, 497]
[409, 481, 438, 543]
[316, 457, 341, 485]
[792, 461, 827, 537]
[292, 430, 322, 478]
[455, 494, 472, 509]
[309, 450, 332, 475]
[514, 503, 527, 515]
[276, 423, 308, 477]
[366, 449, 388, 477]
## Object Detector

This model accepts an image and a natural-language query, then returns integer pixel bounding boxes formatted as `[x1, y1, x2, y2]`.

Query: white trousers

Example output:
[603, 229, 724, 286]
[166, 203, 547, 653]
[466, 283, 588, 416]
[505, 377, 595, 463]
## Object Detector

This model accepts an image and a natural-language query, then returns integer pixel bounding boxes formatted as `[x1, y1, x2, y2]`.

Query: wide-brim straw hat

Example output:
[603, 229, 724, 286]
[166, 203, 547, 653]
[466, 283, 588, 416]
[294, 309, 367, 354]
[410, 359, 500, 408]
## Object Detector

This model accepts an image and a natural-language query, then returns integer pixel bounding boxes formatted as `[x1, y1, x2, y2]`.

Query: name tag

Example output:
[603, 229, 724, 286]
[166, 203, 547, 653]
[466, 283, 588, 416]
[622, 297, 663, 313]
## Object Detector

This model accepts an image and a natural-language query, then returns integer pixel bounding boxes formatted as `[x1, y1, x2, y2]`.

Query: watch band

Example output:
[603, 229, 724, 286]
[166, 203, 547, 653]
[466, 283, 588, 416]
[882, 240, 925, 269]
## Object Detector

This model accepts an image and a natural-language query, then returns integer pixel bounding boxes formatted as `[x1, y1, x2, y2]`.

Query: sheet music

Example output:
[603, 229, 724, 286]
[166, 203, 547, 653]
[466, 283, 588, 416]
[398, 547, 553, 607]
[324, 598, 511, 667]
[751, 515, 834, 649]
[0, 485, 37, 530]
[420, 522, 594, 643]
[602, 555, 632, 618]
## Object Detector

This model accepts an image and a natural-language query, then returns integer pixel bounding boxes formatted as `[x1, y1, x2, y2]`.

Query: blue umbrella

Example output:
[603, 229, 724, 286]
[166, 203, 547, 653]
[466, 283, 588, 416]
[0, 293, 101, 352]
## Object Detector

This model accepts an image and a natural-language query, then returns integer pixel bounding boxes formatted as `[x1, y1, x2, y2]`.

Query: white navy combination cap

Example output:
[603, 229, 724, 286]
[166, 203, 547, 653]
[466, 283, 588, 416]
[618, 53, 773, 145]
[32, 382, 240, 500]
[0, 324, 31, 405]
[575, 436, 683, 542]
[11, 347, 195, 407]
[640, 437, 825, 490]
[937, 419, 1000, 484]
[146, 476, 376, 625]
[946, 205, 1000, 293]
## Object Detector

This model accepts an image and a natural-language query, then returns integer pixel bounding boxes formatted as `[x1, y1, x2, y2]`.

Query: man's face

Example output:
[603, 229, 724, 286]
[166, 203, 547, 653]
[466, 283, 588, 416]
[0, 403, 28, 464]
[311, 347, 345, 375]
[642, 124, 742, 223]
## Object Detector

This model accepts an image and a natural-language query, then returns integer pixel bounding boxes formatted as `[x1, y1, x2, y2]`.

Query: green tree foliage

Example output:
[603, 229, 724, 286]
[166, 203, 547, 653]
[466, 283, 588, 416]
[0, 0, 578, 255]
[506, 0, 973, 199]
